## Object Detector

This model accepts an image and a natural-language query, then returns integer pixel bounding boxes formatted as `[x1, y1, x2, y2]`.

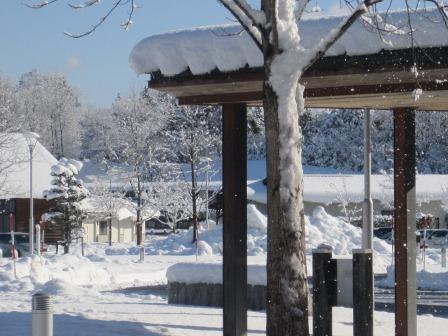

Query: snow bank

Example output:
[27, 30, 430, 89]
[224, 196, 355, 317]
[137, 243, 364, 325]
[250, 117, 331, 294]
[247, 204, 267, 230]
[130, 9, 448, 76]
[379, 263, 448, 291]
[167, 262, 266, 285]
[0, 254, 111, 293]
[104, 205, 392, 273]
[307, 206, 391, 255]
[108, 205, 391, 261]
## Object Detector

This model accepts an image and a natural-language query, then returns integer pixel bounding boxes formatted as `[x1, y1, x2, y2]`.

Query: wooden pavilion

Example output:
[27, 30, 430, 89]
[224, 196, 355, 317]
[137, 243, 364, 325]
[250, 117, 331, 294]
[130, 9, 448, 336]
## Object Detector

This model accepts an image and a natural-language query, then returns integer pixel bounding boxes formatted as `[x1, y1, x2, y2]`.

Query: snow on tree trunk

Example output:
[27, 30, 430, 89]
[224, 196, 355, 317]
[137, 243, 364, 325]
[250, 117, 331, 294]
[262, 1, 309, 334]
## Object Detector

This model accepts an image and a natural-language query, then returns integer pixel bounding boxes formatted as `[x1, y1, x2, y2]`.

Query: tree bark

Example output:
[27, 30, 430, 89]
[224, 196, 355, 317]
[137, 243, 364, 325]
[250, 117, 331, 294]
[262, 1, 309, 335]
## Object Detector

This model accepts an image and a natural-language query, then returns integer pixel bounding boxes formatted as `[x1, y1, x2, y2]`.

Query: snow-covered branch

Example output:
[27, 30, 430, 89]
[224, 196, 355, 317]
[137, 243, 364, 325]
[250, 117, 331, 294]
[304, 0, 383, 71]
[295, 0, 310, 20]
[68, 0, 101, 9]
[218, 0, 264, 50]
[25, 0, 60, 9]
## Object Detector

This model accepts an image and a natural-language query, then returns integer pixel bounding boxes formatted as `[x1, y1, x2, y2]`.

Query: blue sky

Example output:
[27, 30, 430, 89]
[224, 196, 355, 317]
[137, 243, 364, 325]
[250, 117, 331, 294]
[0, 1, 400, 107]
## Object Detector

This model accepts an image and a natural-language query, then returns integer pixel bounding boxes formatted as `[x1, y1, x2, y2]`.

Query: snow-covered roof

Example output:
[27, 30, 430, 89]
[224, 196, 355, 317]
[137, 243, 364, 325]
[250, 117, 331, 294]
[130, 9, 448, 77]
[0, 133, 58, 199]
[248, 174, 448, 205]
[80, 198, 137, 221]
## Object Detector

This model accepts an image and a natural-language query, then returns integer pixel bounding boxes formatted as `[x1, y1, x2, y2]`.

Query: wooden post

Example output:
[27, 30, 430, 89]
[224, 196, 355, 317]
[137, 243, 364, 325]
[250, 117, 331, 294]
[393, 108, 417, 336]
[312, 246, 336, 336]
[353, 249, 373, 336]
[223, 103, 247, 336]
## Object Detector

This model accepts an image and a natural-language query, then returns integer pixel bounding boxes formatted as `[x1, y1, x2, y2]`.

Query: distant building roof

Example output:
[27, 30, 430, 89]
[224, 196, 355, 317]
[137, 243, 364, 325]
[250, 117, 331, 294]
[248, 174, 448, 205]
[0, 133, 57, 199]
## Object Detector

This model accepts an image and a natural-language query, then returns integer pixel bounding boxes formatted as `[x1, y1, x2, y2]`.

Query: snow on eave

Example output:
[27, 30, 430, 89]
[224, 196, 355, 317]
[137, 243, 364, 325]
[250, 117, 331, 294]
[130, 8, 448, 77]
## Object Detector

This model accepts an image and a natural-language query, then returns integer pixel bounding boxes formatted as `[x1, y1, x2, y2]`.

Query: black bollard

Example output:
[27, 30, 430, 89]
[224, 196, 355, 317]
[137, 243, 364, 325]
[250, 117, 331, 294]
[313, 245, 336, 336]
[353, 249, 373, 336]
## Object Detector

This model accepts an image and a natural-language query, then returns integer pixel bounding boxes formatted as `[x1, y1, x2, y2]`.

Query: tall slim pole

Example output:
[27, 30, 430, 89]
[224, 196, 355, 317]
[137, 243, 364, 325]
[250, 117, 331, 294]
[205, 169, 209, 230]
[29, 144, 34, 255]
[363, 109, 373, 249]
[355, 109, 374, 336]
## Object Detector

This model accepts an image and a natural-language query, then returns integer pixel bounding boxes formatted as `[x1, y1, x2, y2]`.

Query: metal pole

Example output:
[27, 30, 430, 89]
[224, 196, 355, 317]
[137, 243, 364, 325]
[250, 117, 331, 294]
[363, 109, 373, 249]
[29, 144, 34, 255]
[139, 246, 145, 262]
[206, 169, 209, 230]
[360, 109, 375, 335]
[9, 214, 17, 278]
[35, 224, 41, 256]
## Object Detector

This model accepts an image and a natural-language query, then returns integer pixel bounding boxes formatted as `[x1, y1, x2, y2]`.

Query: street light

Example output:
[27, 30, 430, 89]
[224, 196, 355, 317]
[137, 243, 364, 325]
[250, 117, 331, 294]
[23, 131, 40, 255]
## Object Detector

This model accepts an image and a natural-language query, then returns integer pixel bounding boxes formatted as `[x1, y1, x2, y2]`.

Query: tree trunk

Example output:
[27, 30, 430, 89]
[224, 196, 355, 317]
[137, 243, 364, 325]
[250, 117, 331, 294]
[262, 2, 309, 334]
[63, 208, 70, 254]
[264, 65, 309, 336]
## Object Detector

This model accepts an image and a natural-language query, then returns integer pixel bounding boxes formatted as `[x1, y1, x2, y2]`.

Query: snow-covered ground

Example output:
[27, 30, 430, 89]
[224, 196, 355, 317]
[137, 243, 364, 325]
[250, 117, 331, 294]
[1, 206, 447, 335]
[1, 252, 447, 336]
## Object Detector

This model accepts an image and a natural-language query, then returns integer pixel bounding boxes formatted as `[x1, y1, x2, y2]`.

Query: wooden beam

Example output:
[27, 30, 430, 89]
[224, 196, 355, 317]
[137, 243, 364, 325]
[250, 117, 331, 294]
[223, 103, 247, 336]
[393, 108, 417, 336]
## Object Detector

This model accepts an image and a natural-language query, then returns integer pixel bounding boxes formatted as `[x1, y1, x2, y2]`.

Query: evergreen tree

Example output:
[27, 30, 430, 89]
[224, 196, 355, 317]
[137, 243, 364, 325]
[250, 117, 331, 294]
[43, 158, 89, 253]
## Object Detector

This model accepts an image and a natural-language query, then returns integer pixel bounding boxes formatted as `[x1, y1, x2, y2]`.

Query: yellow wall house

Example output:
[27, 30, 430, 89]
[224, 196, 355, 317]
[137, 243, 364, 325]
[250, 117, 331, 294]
[80, 199, 143, 244]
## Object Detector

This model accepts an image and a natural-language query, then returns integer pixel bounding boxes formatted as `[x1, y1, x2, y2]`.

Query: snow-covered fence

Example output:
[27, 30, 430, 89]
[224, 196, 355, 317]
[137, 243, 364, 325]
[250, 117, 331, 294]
[166, 263, 266, 310]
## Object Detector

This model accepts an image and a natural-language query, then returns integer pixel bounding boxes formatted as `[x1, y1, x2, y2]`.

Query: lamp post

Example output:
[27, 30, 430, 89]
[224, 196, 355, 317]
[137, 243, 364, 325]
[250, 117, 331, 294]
[24, 132, 40, 255]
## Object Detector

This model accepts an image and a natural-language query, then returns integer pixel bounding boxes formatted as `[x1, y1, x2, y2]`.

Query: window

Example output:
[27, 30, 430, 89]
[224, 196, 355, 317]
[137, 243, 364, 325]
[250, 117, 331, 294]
[99, 220, 108, 235]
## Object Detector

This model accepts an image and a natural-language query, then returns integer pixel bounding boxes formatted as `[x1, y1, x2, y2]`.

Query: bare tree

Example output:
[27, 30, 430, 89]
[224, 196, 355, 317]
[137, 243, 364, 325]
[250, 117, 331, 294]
[0, 75, 25, 195]
[330, 177, 361, 225]
[166, 105, 221, 243]
[111, 89, 169, 245]
[146, 178, 193, 231]
[18, 71, 80, 158]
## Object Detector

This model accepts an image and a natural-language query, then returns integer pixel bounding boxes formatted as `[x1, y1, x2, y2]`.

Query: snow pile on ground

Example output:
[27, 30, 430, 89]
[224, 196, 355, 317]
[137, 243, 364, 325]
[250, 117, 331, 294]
[307, 206, 391, 255]
[140, 220, 267, 257]
[378, 263, 448, 291]
[0, 249, 174, 295]
[104, 204, 394, 272]
[0, 254, 110, 293]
